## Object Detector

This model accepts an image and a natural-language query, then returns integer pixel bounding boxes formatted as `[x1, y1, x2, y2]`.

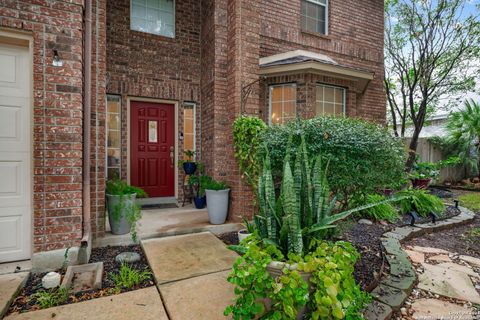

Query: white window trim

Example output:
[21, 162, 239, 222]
[268, 83, 297, 125]
[130, 0, 176, 38]
[183, 102, 196, 159]
[315, 83, 346, 116]
[106, 94, 122, 179]
[303, 0, 329, 36]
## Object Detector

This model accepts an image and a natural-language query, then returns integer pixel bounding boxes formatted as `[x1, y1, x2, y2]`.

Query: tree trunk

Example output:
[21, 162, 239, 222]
[405, 125, 422, 171]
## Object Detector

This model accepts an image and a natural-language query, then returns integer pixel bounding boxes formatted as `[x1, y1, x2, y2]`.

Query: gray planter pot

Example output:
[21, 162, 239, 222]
[205, 189, 230, 224]
[106, 193, 137, 235]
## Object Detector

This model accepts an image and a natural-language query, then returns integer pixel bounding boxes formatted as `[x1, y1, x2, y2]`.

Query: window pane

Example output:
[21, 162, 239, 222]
[316, 86, 323, 101]
[271, 102, 282, 124]
[271, 87, 283, 103]
[184, 134, 194, 151]
[108, 131, 121, 148]
[334, 88, 343, 103]
[324, 86, 335, 103]
[301, 0, 327, 34]
[283, 101, 296, 119]
[323, 103, 335, 115]
[315, 101, 324, 115]
[334, 103, 344, 115]
[283, 86, 296, 101]
[108, 114, 120, 130]
[183, 105, 195, 153]
[131, 0, 175, 37]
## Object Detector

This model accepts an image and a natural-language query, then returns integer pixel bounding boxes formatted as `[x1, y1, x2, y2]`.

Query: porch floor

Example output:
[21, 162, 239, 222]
[94, 204, 243, 247]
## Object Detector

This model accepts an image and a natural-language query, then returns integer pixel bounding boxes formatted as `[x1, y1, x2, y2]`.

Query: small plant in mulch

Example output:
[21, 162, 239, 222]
[110, 262, 152, 292]
[32, 286, 71, 309]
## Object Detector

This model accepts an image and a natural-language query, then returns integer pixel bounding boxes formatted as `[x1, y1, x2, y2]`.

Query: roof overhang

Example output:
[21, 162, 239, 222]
[259, 50, 375, 94]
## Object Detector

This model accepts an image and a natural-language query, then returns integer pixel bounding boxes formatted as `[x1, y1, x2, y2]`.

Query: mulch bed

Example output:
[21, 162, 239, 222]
[407, 214, 480, 259]
[7, 245, 154, 315]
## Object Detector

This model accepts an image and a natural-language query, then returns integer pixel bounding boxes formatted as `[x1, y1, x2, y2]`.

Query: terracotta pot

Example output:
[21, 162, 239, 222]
[411, 178, 431, 189]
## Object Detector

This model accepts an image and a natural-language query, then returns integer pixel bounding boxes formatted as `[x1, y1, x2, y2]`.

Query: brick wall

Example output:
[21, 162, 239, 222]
[0, 0, 106, 252]
[106, 0, 202, 200]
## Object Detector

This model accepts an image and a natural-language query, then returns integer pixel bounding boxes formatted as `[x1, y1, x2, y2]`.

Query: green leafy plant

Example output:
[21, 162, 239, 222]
[410, 156, 461, 180]
[33, 287, 70, 309]
[256, 134, 397, 257]
[352, 194, 400, 223]
[396, 188, 445, 217]
[242, 217, 255, 234]
[203, 178, 228, 191]
[106, 178, 147, 242]
[178, 150, 197, 166]
[260, 117, 406, 209]
[188, 174, 212, 197]
[110, 263, 152, 290]
[458, 193, 480, 212]
[233, 115, 267, 192]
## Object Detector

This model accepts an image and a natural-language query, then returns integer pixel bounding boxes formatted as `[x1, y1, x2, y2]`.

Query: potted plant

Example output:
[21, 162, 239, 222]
[225, 136, 390, 319]
[180, 150, 197, 175]
[204, 179, 230, 224]
[105, 179, 147, 241]
[188, 174, 211, 209]
[410, 160, 438, 189]
[237, 218, 255, 242]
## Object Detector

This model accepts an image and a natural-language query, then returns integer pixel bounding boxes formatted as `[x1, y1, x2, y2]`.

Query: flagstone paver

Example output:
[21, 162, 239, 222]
[460, 255, 480, 268]
[410, 246, 449, 254]
[405, 249, 425, 264]
[411, 298, 473, 320]
[142, 232, 238, 284]
[159, 270, 234, 320]
[428, 254, 451, 262]
[418, 263, 480, 304]
[5, 287, 168, 320]
[0, 272, 29, 318]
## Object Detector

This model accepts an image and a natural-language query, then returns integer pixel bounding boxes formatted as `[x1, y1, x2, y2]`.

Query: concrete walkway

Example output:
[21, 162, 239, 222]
[5, 232, 238, 320]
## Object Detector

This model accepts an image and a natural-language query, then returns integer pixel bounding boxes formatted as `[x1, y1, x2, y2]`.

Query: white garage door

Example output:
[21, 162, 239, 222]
[0, 41, 31, 263]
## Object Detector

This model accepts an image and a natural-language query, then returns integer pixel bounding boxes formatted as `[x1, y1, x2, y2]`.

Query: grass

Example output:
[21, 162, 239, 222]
[458, 193, 480, 212]
[33, 286, 70, 309]
[110, 262, 151, 290]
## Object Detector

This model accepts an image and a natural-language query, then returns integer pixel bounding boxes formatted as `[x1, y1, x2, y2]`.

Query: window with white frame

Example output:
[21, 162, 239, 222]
[301, 0, 328, 35]
[183, 103, 196, 154]
[269, 84, 297, 125]
[315, 84, 345, 116]
[106, 95, 122, 180]
[131, 0, 175, 38]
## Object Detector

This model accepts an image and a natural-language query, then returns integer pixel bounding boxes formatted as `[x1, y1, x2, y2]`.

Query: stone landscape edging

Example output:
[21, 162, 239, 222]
[363, 205, 475, 320]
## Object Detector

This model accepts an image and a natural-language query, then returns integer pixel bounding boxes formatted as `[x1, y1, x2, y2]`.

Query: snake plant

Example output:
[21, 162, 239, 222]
[255, 135, 396, 256]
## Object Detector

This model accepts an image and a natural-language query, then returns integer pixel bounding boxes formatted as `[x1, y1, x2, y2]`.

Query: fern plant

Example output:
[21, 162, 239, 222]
[255, 135, 395, 257]
[396, 188, 445, 217]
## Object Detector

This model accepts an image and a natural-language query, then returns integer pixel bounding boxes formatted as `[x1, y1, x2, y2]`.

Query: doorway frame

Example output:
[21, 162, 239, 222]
[126, 97, 179, 203]
[0, 28, 34, 262]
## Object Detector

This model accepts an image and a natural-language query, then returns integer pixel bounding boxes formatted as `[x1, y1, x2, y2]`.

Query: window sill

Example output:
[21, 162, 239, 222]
[301, 30, 332, 41]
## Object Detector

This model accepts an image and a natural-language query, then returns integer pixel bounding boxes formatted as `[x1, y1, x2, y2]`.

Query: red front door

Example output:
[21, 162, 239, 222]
[130, 101, 175, 198]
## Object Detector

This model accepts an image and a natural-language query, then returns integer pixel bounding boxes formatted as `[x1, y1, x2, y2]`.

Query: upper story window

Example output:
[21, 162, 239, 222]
[131, 0, 175, 38]
[315, 84, 345, 116]
[301, 0, 328, 35]
[269, 84, 297, 125]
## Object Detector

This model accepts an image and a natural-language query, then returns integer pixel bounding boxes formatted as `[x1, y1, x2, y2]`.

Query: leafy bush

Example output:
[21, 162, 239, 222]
[106, 179, 148, 198]
[225, 238, 370, 320]
[188, 174, 212, 197]
[352, 194, 400, 223]
[396, 188, 445, 217]
[111, 263, 151, 290]
[260, 117, 406, 208]
[33, 287, 70, 309]
[459, 193, 480, 212]
[410, 156, 461, 180]
[233, 115, 267, 191]
[203, 178, 228, 191]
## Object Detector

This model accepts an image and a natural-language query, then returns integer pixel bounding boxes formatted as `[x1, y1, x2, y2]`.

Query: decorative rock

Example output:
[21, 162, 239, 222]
[371, 284, 407, 311]
[410, 246, 449, 254]
[404, 249, 425, 264]
[411, 298, 473, 320]
[42, 272, 61, 289]
[382, 274, 416, 292]
[358, 219, 373, 225]
[363, 300, 393, 320]
[459, 255, 480, 268]
[115, 252, 141, 264]
[400, 307, 407, 316]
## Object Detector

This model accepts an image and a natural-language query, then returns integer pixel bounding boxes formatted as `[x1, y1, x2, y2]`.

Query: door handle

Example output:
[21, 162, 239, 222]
[170, 146, 174, 167]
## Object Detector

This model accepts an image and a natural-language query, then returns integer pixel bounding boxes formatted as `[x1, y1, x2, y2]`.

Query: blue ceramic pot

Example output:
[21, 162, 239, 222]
[194, 196, 206, 209]
[183, 162, 197, 175]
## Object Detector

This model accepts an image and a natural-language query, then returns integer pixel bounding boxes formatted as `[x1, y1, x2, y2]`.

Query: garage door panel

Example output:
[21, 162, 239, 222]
[0, 41, 31, 262]
[0, 96, 29, 151]
[0, 207, 28, 263]
[0, 45, 28, 98]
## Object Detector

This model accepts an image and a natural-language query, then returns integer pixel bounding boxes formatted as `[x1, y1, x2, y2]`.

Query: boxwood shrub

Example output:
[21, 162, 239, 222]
[259, 117, 406, 208]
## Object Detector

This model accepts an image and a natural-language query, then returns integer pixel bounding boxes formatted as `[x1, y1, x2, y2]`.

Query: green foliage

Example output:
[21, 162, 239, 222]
[203, 178, 228, 191]
[242, 217, 256, 234]
[352, 194, 400, 223]
[260, 117, 406, 208]
[183, 150, 196, 161]
[188, 174, 212, 197]
[446, 100, 480, 177]
[256, 133, 400, 257]
[459, 193, 480, 212]
[410, 156, 462, 180]
[33, 287, 70, 309]
[110, 263, 152, 290]
[233, 115, 267, 192]
[225, 237, 369, 319]
[396, 188, 445, 217]
[106, 179, 148, 198]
